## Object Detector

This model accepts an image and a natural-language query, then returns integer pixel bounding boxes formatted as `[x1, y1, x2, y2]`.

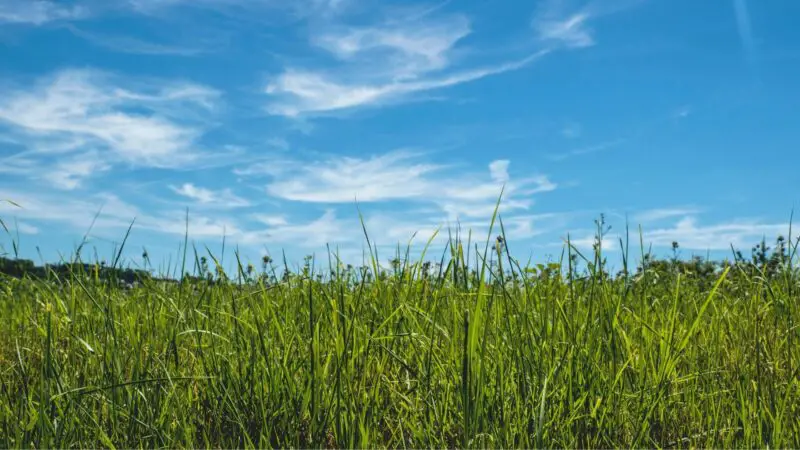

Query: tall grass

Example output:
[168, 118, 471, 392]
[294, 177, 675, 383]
[1, 214, 799, 448]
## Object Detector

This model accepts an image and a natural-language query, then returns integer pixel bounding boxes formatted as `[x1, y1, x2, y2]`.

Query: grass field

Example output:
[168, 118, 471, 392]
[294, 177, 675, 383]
[1, 211, 799, 448]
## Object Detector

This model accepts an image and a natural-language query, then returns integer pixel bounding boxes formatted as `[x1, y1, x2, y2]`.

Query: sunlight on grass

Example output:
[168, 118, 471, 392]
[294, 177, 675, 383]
[1, 204, 799, 448]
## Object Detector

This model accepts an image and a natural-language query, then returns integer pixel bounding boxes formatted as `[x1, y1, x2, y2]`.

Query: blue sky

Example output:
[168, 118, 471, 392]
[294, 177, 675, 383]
[0, 0, 798, 273]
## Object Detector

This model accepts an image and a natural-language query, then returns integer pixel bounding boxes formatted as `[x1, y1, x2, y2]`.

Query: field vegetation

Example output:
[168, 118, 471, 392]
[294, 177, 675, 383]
[1, 208, 799, 448]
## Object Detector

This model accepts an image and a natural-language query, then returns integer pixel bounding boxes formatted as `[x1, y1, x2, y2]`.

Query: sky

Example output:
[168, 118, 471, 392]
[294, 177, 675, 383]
[0, 0, 798, 274]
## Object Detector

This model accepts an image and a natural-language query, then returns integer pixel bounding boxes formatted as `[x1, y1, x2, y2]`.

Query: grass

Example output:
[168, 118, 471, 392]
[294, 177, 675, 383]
[1, 211, 799, 448]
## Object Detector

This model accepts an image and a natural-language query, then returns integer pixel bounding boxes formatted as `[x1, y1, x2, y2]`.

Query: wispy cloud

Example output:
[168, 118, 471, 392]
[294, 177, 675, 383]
[0, 69, 221, 188]
[567, 235, 620, 252]
[0, 186, 246, 243]
[264, 6, 551, 117]
[532, 0, 645, 49]
[66, 25, 207, 56]
[674, 105, 692, 119]
[0, 185, 353, 250]
[547, 138, 627, 161]
[169, 183, 251, 208]
[0, 189, 141, 233]
[265, 50, 548, 117]
[532, 0, 595, 49]
[16, 221, 40, 235]
[48, 152, 112, 190]
[312, 14, 471, 78]
[733, 0, 756, 64]
[568, 214, 789, 253]
[127, 0, 352, 22]
[633, 207, 701, 223]
[642, 216, 787, 251]
[239, 149, 556, 222]
[0, 0, 87, 25]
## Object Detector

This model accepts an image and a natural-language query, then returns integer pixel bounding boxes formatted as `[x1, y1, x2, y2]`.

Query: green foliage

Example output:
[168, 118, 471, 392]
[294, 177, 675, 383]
[0, 256, 152, 285]
[0, 228, 799, 448]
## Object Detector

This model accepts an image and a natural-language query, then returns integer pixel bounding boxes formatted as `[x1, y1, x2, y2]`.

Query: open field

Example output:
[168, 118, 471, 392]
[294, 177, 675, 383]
[1, 218, 799, 448]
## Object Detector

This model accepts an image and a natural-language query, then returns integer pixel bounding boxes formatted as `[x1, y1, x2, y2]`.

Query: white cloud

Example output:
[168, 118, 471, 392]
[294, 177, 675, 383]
[489, 159, 510, 183]
[17, 221, 39, 235]
[535, 12, 593, 48]
[239, 150, 556, 225]
[0, 0, 87, 25]
[0, 179, 567, 264]
[0, 69, 221, 188]
[48, 152, 112, 190]
[0, 187, 249, 242]
[0, 189, 141, 233]
[633, 207, 701, 223]
[252, 209, 348, 248]
[127, 0, 353, 21]
[169, 183, 251, 208]
[252, 214, 288, 227]
[265, 51, 547, 116]
[568, 235, 620, 253]
[0, 184, 358, 251]
[265, 6, 550, 117]
[313, 15, 471, 79]
[259, 150, 437, 202]
[641, 216, 788, 251]
[532, 0, 595, 49]
[263, 0, 643, 116]
[567, 215, 789, 253]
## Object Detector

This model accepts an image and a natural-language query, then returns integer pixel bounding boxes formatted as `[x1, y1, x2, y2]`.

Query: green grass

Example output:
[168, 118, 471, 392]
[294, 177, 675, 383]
[1, 217, 799, 448]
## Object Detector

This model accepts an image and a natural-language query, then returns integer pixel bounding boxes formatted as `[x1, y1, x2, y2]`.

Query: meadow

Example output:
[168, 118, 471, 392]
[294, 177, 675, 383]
[1, 210, 799, 448]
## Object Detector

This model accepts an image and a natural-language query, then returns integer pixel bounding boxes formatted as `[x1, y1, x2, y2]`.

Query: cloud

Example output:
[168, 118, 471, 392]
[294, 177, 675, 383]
[16, 221, 39, 235]
[240, 150, 556, 223]
[0, 187, 360, 253]
[265, 7, 550, 117]
[264, 0, 644, 117]
[261, 150, 442, 202]
[66, 26, 206, 56]
[0, 186, 249, 243]
[568, 235, 620, 253]
[641, 216, 787, 251]
[252, 214, 289, 227]
[232, 148, 560, 253]
[0, 69, 221, 188]
[266, 50, 547, 116]
[266, 137, 290, 150]
[489, 160, 510, 183]
[48, 152, 112, 190]
[567, 215, 789, 253]
[127, 0, 352, 22]
[0, 0, 87, 25]
[312, 14, 471, 78]
[633, 207, 701, 223]
[547, 138, 627, 161]
[532, 0, 645, 50]
[532, 1, 595, 49]
[732, 0, 756, 64]
[169, 183, 251, 208]
[0, 189, 141, 233]
[0, 175, 565, 264]
[674, 105, 692, 119]
[252, 209, 349, 249]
